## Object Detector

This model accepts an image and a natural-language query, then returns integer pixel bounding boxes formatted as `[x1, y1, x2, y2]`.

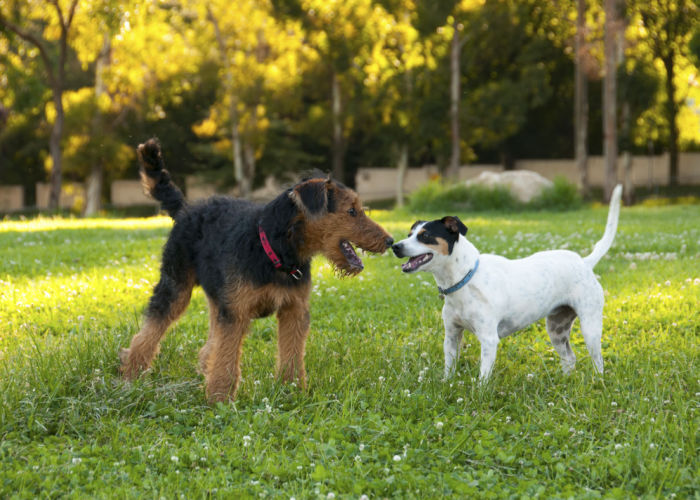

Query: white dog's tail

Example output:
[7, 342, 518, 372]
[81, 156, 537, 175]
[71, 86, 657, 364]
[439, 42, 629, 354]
[583, 184, 623, 268]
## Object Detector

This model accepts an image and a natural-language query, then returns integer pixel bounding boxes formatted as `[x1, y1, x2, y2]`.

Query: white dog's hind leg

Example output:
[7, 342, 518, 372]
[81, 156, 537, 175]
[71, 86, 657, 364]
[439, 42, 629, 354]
[443, 323, 464, 378]
[546, 306, 578, 374]
[579, 311, 604, 374]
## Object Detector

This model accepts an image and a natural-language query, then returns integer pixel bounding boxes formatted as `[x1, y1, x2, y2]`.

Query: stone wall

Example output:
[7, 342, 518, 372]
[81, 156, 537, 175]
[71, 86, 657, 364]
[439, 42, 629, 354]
[0, 185, 23, 212]
[2, 153, 698, 211]
[111, 180, 158, 207]
[356, 153, 700, 201]
[35, 182, 86, 210]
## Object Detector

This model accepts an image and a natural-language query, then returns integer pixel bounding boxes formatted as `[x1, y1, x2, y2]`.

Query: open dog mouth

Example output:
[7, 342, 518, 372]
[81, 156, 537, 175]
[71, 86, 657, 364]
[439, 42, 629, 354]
[340, 240, 364, 271]
[401, 253, 433, 273]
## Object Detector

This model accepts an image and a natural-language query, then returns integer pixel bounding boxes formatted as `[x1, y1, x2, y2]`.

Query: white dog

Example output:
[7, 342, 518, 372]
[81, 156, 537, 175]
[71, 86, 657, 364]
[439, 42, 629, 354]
[392, 185, 622, 381]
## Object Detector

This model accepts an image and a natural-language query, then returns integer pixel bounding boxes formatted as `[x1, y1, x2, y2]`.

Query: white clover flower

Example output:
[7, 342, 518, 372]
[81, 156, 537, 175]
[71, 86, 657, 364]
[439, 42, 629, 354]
[327, 493, 335, 499]
[527, 373, 534, 380]
[360, 495, 369, 500]
[393, 455, 401, 462]
[611, 401, 617, 407]
[456, 397, 464, 403]
[435, 421, 444, 429]
[615, 444, 623, 450]
[359, 443, 365, 451]
[243, 435, 252, 447]
[71, 457, 82, 465]
[548, 402, 554, 407]
[171, 456, 179, 463]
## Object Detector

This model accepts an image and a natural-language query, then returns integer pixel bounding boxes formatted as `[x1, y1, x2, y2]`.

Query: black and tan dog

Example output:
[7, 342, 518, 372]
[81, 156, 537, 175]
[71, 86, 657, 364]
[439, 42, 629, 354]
[120, 139, 393, 402]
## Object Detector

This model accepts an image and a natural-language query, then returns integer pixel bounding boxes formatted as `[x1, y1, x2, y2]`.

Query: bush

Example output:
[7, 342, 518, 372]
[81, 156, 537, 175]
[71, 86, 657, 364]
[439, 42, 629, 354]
[529, 176, 583, 210]
[407, 176, 582, 212]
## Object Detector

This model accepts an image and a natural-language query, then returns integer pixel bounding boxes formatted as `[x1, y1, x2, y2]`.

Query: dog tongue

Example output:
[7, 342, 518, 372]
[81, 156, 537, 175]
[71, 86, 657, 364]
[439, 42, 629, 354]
[402, 255, 425, 272]
[341, 240, 363, 270]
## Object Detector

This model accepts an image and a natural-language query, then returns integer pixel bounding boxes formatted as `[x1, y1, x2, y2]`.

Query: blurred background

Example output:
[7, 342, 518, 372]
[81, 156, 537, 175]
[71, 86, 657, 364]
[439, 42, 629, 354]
[0, 0, 699, 214]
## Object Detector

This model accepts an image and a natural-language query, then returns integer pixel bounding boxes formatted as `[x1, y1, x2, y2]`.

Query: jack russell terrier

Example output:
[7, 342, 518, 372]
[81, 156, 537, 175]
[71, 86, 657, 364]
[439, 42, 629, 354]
[392, 184, 622, 381]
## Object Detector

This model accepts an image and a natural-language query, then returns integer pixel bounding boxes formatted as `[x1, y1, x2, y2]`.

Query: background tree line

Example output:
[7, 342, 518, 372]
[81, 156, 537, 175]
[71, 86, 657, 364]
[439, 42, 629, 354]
[1, 0, 699, 212]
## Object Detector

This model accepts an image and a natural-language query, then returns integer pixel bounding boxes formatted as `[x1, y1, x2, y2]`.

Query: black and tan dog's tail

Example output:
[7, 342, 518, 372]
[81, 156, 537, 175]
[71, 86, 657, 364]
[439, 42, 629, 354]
[137, 138, 186, 218]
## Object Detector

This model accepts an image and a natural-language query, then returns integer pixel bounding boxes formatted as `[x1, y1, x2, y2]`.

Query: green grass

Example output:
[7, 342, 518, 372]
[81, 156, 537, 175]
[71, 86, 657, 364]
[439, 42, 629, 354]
[1, 205, 698, 498]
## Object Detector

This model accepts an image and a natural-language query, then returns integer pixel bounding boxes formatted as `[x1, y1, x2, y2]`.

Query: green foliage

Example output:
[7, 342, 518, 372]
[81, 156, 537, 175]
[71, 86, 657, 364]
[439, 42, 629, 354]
[407, 176, 583, 212]
[1, 0, 699, 197]
[0, 206, 698, 497]
[529, 176, 584, 210]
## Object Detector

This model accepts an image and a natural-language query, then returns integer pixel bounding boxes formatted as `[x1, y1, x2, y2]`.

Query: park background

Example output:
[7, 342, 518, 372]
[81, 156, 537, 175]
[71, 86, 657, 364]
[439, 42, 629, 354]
[1, 1, 699, 498]
[1, 0, 700, 213]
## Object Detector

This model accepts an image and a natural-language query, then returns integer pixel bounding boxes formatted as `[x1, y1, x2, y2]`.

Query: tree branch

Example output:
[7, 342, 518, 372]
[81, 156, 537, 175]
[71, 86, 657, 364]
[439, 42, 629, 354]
[0, 13, 57, 89]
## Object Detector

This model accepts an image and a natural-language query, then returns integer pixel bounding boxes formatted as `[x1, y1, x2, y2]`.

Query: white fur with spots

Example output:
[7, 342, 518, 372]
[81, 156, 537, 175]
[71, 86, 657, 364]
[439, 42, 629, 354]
[394, 185, 622, 382]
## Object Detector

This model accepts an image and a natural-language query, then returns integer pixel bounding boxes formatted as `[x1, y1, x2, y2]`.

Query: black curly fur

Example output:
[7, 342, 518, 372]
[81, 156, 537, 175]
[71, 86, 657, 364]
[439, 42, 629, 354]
[137, 138, 186, 218]
[138, 139, 323, 320]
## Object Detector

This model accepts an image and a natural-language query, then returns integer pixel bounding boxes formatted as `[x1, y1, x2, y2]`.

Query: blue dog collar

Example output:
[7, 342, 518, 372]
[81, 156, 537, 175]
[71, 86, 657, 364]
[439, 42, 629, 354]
[438, 259, 479, 295]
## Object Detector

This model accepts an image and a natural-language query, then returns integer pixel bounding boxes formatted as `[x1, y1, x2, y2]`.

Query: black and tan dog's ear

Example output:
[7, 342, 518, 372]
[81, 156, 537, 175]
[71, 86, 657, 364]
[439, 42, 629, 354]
[290, 179, 328, 216]
[441, 216, 468, 236]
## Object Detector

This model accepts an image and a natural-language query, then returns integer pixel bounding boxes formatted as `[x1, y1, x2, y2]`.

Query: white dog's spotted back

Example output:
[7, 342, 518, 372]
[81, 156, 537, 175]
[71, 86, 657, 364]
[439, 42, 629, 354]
[392, 185, 623, 381]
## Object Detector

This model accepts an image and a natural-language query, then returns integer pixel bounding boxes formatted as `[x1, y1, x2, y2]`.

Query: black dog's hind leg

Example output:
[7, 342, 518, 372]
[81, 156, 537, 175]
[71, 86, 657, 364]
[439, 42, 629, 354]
[120, 262, 194, 380]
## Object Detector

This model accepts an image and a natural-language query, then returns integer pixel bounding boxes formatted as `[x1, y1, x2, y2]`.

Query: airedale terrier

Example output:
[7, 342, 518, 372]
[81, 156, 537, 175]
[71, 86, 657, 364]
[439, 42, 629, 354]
[119, 139, 393, 402]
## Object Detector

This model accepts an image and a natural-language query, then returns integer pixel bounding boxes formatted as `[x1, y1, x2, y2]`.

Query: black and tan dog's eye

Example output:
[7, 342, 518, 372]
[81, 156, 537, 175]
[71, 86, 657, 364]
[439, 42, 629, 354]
[348, 207, 357, 217]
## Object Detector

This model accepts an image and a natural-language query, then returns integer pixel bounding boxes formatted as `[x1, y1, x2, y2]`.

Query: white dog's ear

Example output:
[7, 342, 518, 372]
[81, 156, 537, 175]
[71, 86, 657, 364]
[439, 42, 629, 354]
[441, 216, 468, 236]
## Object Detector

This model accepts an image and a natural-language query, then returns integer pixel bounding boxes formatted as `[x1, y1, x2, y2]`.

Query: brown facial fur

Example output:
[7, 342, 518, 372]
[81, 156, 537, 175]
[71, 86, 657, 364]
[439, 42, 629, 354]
[418, 229, 450, 256]
[298, 181, 392, 275]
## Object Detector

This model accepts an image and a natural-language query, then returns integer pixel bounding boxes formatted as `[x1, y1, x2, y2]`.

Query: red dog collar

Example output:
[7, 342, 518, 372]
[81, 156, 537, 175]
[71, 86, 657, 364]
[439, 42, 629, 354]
[258, 225, 302, 280]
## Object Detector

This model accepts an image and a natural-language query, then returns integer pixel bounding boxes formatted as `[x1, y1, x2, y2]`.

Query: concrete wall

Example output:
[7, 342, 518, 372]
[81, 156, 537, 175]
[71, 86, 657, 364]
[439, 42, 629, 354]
[3, 153, 697, 210]
[111, 180, 158, 207]
[35, 182, 85, 210]
[0, 185, 23, 212]
[356, 153, 700, 201]
[356, 164, 502, 201]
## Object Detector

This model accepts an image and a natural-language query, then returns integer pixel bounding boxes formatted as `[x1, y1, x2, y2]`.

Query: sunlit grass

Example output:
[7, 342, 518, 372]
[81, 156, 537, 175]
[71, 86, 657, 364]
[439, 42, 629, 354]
[0, 204, 698, 498]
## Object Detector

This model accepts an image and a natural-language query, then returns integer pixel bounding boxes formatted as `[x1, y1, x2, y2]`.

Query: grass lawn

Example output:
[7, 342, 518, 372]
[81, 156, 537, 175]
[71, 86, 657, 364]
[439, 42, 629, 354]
[0, 204, 698, 498]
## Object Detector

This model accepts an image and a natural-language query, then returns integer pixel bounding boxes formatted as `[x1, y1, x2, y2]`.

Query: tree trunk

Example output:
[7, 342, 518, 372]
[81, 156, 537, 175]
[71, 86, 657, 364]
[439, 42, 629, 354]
[396, 142, 408, 208]
[49, 89, 64, 210]
[621, 101, 635, 205]
[241, 106, 256, 198]
[662, 54, 679, 187]
[230, 97, 246, 196]
[85, 164, 103, 215]
[575, 0, 590, 197]
[603, 0, 618, 202]
[331, 71, 344, 182]
[447, 20, 461, 181]
[207, 7, 247, 197]
[85, 37, 111, 216]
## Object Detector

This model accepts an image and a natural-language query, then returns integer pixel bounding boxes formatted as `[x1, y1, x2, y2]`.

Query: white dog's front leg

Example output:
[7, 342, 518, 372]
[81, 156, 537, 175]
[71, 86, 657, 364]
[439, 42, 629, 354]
[443, 322, 464, 379]
[474, 329, 499, 382]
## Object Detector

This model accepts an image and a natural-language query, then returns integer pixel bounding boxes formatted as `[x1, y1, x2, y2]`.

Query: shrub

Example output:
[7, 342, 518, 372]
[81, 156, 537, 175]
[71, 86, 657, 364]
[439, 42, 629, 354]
[529, 176, 583, 210]
[407, 176, 582, 212]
